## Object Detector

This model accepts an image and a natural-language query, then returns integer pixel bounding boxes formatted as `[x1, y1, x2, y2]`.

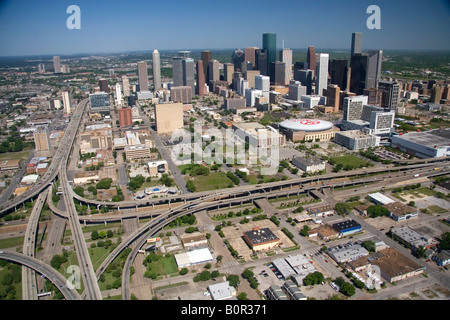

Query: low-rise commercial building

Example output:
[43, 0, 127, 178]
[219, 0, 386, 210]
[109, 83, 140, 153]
[391, 226, 439, 252]
[327, 243, 369, 264]
[243, 227, 280, 252]
[207, 281, 237, 301]
[384, 202, 418, 221]
[334, 130, 381, 150]
[292, 156, 326, 173]
[332, 219, 362, 237]
[391, 129, 450, 158]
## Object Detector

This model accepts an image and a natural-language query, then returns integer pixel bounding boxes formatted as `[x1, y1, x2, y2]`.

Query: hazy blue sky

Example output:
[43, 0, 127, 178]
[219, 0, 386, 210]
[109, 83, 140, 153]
[0, 0, 449, 56]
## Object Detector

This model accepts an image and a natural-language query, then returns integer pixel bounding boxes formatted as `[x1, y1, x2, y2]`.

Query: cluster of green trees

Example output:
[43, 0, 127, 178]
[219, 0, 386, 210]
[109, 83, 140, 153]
[0, 261, 21, 300]
[334, 202, 351, 215]
[186, 180, 196, 192]
[242, 269, 258, 289]
[91, 229, 114, 240]
[0, 125, 33, 153]
[159, 174, 174, 187]
[193, 270, 220, 282]
[128, 175, 145, 191]
[50, 250, 69, 269]
[99, 247, 132, 289]
[96, 178, 112, 190]
[367, 204, 389, 218]
[303, 271, 324, 286]
[226, 171, 240, 185]
[235, 169, 250, 183]
[334, 277, 356, 297]
[166, 214, 196, 228]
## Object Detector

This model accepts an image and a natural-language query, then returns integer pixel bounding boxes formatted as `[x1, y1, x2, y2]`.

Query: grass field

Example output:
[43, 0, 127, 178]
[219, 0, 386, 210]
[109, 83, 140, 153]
[187, 172, 233, 192]
[330, 155, 370, 169]
[146, 255, 179, 277]
[0, 149, 32, 161]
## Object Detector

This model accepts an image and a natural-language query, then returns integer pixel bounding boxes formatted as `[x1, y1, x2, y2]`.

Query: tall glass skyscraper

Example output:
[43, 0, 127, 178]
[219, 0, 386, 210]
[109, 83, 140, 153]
[152, 49, 161, 91]
[262, 33, 276, 78]
[351, 32, 363, 56]
[137, 61, 149, 92]
[316, 53, 329, 96]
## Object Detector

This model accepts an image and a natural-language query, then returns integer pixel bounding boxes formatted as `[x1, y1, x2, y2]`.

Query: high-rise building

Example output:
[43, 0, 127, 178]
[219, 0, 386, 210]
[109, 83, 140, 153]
[196, 60, 207, 96]
[279, 48, 293, 85]
[245, 70, 260, 89]
[294, 69, 313, 95]
[122, 76, 130, 97]
[255, 75, 270, 99]
[172, 57, 184, 87]
[232, 49, 245, 72]
[223, 63, 234, 86]
[366, 50, 383, 90]
[323, 84, 340, 112]
[271, 61, 286, 85]
[342, 95, 368, 121]
[350, 53, 368, 94]
[99, 78, 109, 93]
[115, 83, 123, 106]
[316, 53, 329, 96]
[307, 47, 316, 77]
[152, 49, 162, 91]
[89, 92, 111, 114]
[208, 60, 220, 84]
[256, 49, 268, 76]
[431, 85, 444, 104]
[351, 32, 363, 56]
[363, 88, 382, 107]
[330, 59, 350, 90]
[137, 61, 149, 92]
[155, 103, 184, 134]
[263, 33, 277, 77]
[37, 63, 45, 73]
[53, 56, 61, 73]
[201, 50, 212, 84]
[62, 91, 71, 115]
[182, 57, 195, 94]
[170, 86, 192, 104]
[244, 47, 258, 68]
[378, 81, 399, 112]
[288, 81, 307, 101]
[118, 107, 133, 127]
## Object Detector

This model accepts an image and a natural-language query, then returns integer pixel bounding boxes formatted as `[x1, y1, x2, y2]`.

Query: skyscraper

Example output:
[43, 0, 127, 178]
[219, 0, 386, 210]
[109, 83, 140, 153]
[99, 78, 109, 93]
[53, 56, 61, 73]
[262, 33, 277, 77]
[316, 53, 329, 96]
[256, 49, 268, 76]
[307, 47, 316, 77]
[137, 61, 149, 92]
[172, 57, 184, 87]
[330, 59, 350, 90]
[152, 49, 162, 91]
[232, 49, 245, 72]
[295, 69, 313, 95]
[366, 50, 383, 89]
[182, 57, 195, 94]
[378, 81, 399, 112]
[279, 48, 293, 85]
[351, 32, 363, 56]
[223, 63, 234, 86]
[122, 76, 130, 97]
[271, 61, 286, 86]
[350, 53, 368, 94]
[244, 47, 258, 68]
[196, 60, 206, 96]
[115, 83, 123, 106]
[201, 50, 212, 84]
[208, 60, 220, 84]
[62, 91, 71, 115]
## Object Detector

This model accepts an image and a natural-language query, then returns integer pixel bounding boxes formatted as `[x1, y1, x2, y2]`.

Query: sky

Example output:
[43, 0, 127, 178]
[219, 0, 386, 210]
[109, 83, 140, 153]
[0, 0, 449, 56]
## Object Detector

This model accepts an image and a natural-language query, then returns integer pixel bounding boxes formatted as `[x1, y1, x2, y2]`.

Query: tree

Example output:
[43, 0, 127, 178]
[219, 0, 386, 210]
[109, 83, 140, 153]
[186, 180, 196, 192]
[237, 292, 248, 300]
[96, 178, 113, 190]
[367, 204, 389, 218]
[226, 274, 240, 288]
[334, 203, 351, 215]
[179, 268, 188, 275]
[440, 232, 450, 250]
[362, 240, 376, 253]
[91, 230, 99, 240]
[340, 282, 356, 297]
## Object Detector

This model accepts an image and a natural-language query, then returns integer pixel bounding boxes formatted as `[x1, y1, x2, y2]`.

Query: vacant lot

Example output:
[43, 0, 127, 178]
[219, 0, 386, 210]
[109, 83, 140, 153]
[186, 172, 233, 192]
[330, 155, 371, 169]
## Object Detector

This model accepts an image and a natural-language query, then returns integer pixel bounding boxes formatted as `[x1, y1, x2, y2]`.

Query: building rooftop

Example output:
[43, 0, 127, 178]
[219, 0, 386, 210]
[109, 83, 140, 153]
[328, 243, 369, 263]
[370, 248, 423, 280]
[384, 202, 416, 216]
[243, 227, 279, 246]
[368, 192, 396, 205]
[395, 129, 450, 148]
[332, 219, 361, 233]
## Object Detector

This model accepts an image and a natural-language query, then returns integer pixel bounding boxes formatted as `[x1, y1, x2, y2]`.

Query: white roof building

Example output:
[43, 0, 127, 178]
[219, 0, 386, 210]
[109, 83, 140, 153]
[368, 192, 396, 205]
[208, 281, 237, 300]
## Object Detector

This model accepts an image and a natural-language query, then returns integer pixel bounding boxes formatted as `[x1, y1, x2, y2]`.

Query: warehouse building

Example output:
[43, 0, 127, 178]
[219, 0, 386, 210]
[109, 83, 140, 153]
[334, 130, 381, 150]
[174, 248, 214, 268]
[332, 219, 362, 237]
[243, 227, 280, 252]
[327, 243, 369, 264]
[384, 202, 418, 222]
[391, 129, 450, 158]
[292, 156, 326, 173]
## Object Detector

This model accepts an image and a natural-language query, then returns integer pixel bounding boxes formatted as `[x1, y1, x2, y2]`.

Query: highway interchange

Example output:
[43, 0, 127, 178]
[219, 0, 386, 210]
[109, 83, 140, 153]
[0, 98, 449, 300]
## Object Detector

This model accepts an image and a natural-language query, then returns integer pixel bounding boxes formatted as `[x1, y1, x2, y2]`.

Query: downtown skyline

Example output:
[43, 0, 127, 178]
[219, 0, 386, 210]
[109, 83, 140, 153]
[0, 0, 449, 57]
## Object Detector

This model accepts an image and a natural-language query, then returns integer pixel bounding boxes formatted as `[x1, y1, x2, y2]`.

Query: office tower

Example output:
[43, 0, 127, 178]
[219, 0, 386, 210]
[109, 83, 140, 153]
[137, 61, 149, 92]
[232, 49, 245, 71]
[115, 83, 123, 106]
[172, 57, 184, 87]
[201, 50, 212, 84]
[53, 56, 61, 73]
[34, 129, 52, 157]
[118, 107, 132, 127]
[245, 70, 260, 89]
[378, 81, 399, 111]
[288, 81, 307, 101]
[152, 49, 162, 91]
[255, 75, 270, 99]
[279, 48, 293, 85]
[245, 47, 258, 67]
[307, 47, 316, 77]
[316, 53, 329, 96]
[196, 60, 207, 96]
[363, 88, 382, 107]
[343, 95, 368, 121]
[262, 33, 277, 77]
[366, 50, 383, 90]
[171, 86, 193, 104]
[295, 69, 313, 95]
[99, 78, 109, 93]
[37, 63, 45, 73]
[294, 61, 308, 71]
[431, 85, 444, 103]
[62, 91, 71, 115]
[208, 59, 220, 84]
[245, 88, 263, 107]
[233, 72, 242, 91]
[350, 53, 368, 94]
[122, 76, 130, 97]
[238, 78, 249, 96]
[223, 63, 234, 86]
[155, 103, 184, 134]
[351, 32, 363, 56]
[323, 84, 340, 112]
[256, 49, 268, 76]
[182, 57, 195, 94]
[330, 59, 349, 90]
[271, 61, 286, 85]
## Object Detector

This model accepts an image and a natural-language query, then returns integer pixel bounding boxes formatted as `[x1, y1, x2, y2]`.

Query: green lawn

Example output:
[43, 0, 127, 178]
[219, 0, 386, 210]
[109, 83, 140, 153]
[187, 172, 233, 192]
[146, 255, 179, 277]
[0, 149, 32, 161]
[330, 155, 370, 169]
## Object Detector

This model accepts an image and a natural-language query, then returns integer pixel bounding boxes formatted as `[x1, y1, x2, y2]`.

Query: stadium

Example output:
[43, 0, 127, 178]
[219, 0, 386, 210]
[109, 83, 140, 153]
[279, 119, 340, 142]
